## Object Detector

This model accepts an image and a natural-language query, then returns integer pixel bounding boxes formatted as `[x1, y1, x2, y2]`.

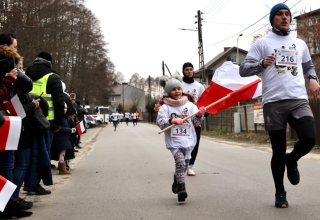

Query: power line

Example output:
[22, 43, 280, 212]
[204, 0, 291, 47]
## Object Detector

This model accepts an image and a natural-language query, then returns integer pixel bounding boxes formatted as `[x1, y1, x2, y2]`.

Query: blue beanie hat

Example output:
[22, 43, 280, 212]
[269, 3, 291, 26]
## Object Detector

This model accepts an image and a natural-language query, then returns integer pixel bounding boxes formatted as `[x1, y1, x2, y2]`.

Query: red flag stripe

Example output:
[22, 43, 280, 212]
[0, 176, 7, 192]
[197, 79, 261, 114]
[0, 117, 10, 150]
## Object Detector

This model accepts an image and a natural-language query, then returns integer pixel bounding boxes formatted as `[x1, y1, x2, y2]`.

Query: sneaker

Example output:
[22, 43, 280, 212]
[27, 185, 51, 195]
[285, 153, 300, 185]
[76, 145, 82, 149]
[172, 174, 179, 194]
[177, 183, 188, 202]
[275, 190, 288, 208]
[187, 165, 196, 176]
[74, 149, 79, 153]
[14, 197, 33, 209]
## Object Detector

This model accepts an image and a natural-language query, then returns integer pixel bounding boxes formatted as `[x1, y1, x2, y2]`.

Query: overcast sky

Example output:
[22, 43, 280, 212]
[85, 0, 320, 82]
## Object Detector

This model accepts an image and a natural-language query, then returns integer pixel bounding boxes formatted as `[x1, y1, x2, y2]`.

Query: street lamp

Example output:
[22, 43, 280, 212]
[237, 34, 243, 65]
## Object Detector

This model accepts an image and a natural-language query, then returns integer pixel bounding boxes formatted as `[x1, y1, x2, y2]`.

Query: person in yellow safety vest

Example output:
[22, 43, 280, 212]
[24, 51, 65, 196]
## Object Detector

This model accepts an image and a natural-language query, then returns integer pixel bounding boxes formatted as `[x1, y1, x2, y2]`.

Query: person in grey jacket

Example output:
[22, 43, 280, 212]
[239, 3, 320, 208]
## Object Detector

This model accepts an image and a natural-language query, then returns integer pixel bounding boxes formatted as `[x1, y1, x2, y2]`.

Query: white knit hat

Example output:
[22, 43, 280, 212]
[165, 78, 182, 94]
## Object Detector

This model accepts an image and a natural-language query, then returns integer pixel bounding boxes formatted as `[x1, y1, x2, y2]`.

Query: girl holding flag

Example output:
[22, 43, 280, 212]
[156, 78, 205, 202]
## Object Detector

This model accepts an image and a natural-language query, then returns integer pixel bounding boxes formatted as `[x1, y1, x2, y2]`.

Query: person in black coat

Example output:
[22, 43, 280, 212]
[51, 102, 75, 174]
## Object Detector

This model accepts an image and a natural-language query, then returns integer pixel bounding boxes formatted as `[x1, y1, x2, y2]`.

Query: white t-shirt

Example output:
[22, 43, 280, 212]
[111, 113, 119, 121]
[247, 32, 310, 106]
[131, 113, 137, 119]
[182, 81, 205, 103]
[157, 102, 198, 160]
[119, 113, 124, 120]
[124, 112, 130, 118]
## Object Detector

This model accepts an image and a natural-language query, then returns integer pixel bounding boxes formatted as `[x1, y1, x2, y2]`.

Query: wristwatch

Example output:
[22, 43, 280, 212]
[308, 75, 319, 84]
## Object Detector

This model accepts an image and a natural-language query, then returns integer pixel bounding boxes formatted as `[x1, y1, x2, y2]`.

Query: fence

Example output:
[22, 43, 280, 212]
[143, 98, 320, 145]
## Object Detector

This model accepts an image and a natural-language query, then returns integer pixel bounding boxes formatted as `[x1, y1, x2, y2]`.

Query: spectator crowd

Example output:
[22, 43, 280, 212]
[0, 33, 88, 218]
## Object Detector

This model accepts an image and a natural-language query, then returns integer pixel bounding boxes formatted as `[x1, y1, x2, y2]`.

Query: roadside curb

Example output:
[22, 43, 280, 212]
[21, 126, 104, 203]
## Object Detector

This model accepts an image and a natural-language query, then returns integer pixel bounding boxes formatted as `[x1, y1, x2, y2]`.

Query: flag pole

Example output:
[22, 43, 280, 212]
[158, 94, 231, 134]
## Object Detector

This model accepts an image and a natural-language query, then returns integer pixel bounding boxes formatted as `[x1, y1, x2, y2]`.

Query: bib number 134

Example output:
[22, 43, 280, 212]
[171, 124, 191, 137]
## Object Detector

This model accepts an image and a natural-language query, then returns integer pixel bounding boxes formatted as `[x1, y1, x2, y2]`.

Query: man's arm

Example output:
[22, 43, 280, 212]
[239, 56, 265, 77]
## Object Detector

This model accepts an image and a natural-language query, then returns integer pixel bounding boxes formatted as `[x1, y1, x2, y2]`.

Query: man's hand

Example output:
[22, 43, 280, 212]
[263, 53, 275, 68]
[308, 78, 320, 98]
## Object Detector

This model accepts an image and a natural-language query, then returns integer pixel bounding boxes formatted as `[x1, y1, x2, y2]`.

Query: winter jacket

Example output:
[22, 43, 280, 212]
[25, 58, 64, 127]
[17, 93, 36, 149]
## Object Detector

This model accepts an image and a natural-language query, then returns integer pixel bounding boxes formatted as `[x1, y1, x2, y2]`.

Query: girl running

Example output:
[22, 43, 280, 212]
[156, 78, 205, 202]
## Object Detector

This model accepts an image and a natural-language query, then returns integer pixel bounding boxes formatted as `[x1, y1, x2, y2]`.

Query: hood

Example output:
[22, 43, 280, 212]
[25, 57, 56, 81]
[0, 45, 21, 65]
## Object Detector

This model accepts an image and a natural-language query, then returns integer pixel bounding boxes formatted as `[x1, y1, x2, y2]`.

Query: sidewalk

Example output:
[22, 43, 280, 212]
[21, 125, 105, 203]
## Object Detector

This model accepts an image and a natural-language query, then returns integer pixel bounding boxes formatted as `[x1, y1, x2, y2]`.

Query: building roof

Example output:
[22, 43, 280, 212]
[294, 8, 320, 19]
[194, 46, 248, 73]
[111, 83, 145, 95]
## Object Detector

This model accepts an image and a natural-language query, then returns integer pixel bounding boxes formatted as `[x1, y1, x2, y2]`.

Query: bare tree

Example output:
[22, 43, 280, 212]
[115, 71, 125, 83]
[295, 9, 320, 75]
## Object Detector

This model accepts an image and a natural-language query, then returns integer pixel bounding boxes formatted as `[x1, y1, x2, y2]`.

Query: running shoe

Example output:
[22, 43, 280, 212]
[187, 165, 196, 176]
[275, 190, 288, 208]
[285, 153, 300, 185]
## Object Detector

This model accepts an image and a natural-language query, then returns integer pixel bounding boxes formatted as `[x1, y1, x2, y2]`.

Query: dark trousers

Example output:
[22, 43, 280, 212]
[189, 126, 201, 165]
[268, 116, 316, 192]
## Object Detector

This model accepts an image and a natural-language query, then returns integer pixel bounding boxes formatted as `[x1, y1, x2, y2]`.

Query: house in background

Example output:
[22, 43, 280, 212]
[294, 8, 320, 74]
[110, 82, 146, 113]
[194, 46, 248, 84]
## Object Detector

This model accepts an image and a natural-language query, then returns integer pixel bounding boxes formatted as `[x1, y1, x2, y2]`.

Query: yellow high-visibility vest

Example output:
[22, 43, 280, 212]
[30, 73, 56, 120]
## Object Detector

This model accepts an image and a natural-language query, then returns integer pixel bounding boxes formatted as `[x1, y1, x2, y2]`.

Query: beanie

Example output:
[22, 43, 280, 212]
[37, 51, 52, 63]
[165, 78, 182, 95]
[269, 3, 291, 26]
[75, 99, 81, 106]
[182, 62, 194, 76]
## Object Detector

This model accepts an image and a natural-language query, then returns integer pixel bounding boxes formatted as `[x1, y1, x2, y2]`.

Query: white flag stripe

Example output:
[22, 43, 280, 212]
[79, 121, 85, 133]
[0, 180, 16, 212]
[212, 61, 262, 98]
[6, 117, 22, 150]
[11, 94, 26, 119]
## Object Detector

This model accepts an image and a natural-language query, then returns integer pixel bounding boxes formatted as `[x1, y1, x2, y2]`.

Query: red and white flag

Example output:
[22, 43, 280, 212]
[4, 94, 26, 119]
[197, 61, 262, 114]
[0, 116, 22, 150]
[0, 175, 17, 211]
[76, 121, 85, 136]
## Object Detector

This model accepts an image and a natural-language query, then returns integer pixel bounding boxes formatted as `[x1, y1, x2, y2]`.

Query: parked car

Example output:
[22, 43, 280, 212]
[91, 115, 103, 126]
[84, 115, 96, 129]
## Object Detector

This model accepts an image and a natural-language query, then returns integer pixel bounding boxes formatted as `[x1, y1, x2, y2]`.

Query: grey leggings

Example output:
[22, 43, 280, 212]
[174, 150, 189, 184]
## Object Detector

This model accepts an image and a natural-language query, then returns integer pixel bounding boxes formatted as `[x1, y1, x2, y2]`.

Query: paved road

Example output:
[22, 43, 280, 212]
[25, 122, 320, 220]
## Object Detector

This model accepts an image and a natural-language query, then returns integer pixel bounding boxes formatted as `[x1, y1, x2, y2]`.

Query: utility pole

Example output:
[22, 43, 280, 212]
[196, 10, 205, 85]
[196, 10, 207, 131]
[162, 61, 165, 76]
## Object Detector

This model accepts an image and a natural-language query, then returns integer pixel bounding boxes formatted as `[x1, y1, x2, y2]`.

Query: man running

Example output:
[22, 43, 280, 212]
[239, 3, 320, 208]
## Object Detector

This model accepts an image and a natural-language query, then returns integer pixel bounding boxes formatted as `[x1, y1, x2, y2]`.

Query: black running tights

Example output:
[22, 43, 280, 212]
[189, 127, 201, 165]
[268, 116, 316, 192]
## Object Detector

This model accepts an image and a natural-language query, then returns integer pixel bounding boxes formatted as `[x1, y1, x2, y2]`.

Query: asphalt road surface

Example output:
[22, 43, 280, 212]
[26, 122, 320, 220]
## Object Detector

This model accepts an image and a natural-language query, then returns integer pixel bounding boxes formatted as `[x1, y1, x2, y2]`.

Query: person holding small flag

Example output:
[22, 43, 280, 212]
[239, 3, 320, 208]
[156, 78, 205, 202]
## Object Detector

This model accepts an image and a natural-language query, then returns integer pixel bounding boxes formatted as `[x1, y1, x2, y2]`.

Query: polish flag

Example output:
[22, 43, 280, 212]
[0, 175, 17, 211]
[76, 120, 85, 136]
[197, 61, 262, 114]
[0, 116, 22, 150]
[4, 94, 26, 119]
